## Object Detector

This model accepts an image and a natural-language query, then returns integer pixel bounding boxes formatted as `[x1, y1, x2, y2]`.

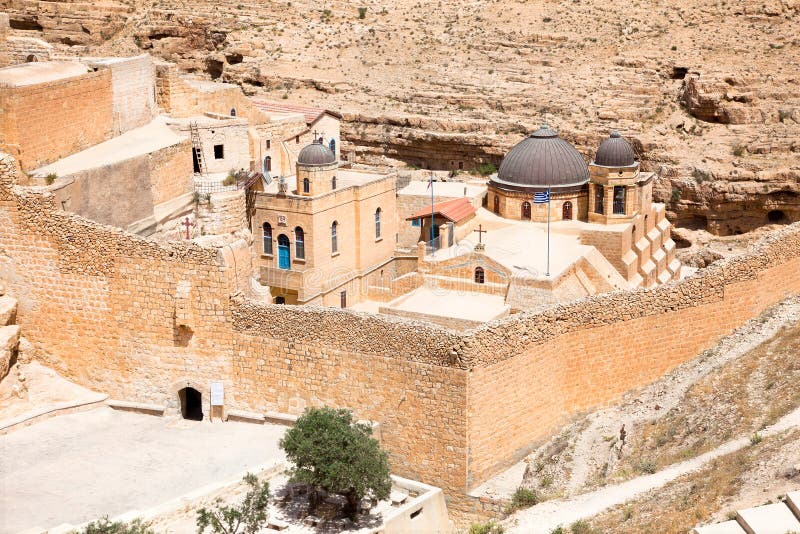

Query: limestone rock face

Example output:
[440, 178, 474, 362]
[4, 0, 800, 235]
[0, 325, 20, 381]
[0, 295, 18, 326]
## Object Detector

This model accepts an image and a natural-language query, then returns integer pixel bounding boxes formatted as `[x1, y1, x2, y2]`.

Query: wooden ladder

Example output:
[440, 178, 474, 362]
[190, 121, 206, 175]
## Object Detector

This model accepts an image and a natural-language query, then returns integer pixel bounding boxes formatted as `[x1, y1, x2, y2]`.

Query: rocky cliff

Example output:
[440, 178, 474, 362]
[2, 0, 798, 234]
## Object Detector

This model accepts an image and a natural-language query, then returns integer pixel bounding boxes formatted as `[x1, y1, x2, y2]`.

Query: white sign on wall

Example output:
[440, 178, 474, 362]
[210, 381, 224, 406]
[277, 215, 287, 226]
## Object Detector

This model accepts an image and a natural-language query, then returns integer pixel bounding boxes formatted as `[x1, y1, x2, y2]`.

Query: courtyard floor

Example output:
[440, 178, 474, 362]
[0, 407, 286, 534]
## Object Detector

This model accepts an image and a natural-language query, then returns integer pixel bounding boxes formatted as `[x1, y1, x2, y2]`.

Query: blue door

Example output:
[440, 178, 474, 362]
[278, 234, 290, 269]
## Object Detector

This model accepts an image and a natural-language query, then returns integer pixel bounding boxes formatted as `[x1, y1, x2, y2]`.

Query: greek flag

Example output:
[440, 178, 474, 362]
[533, 190, 550, 204]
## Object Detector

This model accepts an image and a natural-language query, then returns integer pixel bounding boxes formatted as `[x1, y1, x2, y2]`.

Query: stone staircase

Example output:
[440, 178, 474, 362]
[692, 490, 800, 534]
[0, 280, 19, 382]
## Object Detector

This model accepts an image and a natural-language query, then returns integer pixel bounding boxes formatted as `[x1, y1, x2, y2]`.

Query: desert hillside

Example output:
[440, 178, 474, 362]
[3, 0, 799, 233]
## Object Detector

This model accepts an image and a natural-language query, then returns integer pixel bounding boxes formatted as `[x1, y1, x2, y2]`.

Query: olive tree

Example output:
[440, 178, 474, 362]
[196, 473, 269, 534]
[279, 407, 391, 518]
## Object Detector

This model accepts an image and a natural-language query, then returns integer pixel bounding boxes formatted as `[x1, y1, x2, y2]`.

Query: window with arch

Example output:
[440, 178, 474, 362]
[329, 139, 336, 155]
[303, 178, 310, 194]
[375, 208, 382, 239]
[331, 221, 339, 254]
[613, 186, 626, 215]
[521, 201, 532, 220]
[493, 195, 500, 214]
[594, 185, 605, 215]
[264, 155, 272, 173]
[230, 108, 236, 117]
[331, 175, 337, 190]
[294, 226, 305, 259]
[474, 266, 485, 284]
[262, 222, 273, 255]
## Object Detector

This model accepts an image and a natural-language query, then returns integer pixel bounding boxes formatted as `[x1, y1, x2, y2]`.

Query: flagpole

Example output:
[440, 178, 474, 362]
[546, 185, 551, 277]
[430, 172, 435, 250]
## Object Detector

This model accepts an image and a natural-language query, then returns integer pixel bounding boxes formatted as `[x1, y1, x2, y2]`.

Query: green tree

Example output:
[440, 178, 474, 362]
[279, 407, 391, 518]
[75, 517, 153, 534]
[196, 473, 270, 534]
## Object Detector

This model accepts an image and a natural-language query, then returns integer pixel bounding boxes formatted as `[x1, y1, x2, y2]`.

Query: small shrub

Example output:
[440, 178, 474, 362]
[570, 519, 601, 534]
[223, 174, 237, 186]
[693, 168, 710, 183]
[507, 487, 538, 512]
[469, 520, 504, 534]
[358, 6, 367, 18]
[196, 473, 270, 534]
[550, 528, 566, 534]
[77, 517, 153, 534]
[671, 187, 681, 203]
[732, 144, 746, 157]
[45, 172, 57, 185]
[543, 16, 552, 22]
[476, 162, 498, 176]
[635, 460, 657, 474]
[750, 432, 763, 445]
[778, 110, 791, 122]
[671, 45, 677, 51]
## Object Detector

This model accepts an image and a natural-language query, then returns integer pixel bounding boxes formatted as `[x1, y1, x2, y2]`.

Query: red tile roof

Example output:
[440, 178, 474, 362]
[251, 99, 341, 125]
[407, 197, 476, 224]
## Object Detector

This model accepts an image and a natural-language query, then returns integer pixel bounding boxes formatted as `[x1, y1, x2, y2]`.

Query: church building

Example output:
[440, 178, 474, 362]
[251, 140, 397, 306]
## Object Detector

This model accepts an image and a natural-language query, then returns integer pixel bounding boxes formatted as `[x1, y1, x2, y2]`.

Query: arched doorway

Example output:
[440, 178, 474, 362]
[178, 387, 203, 420]
[521, 201, 531, 220]
[277, 234, 290, 269]
[493, 195, 500, 214]
[562, 201, 573, 220]
[263, 156, 271, 173]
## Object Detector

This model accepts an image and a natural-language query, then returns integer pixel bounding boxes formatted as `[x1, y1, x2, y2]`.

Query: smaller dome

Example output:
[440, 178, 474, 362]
[593, 131, 636, 167]
[297, 141, 335, 166]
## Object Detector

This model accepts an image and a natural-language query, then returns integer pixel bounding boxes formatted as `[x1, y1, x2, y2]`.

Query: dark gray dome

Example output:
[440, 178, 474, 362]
[593, 131, 636, 167]
[493, 125, 589, 191]
[297, 141, 335, 166]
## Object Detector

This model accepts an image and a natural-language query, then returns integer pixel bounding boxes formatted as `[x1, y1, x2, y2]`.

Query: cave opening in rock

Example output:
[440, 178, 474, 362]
[205, 59, 224, 79]
[178, 387, 203, 421]
[671, 67, 689, 80]
[10, 19, 43, 31]
[680, 214, 708, 231]
[767, 210, 786, 223]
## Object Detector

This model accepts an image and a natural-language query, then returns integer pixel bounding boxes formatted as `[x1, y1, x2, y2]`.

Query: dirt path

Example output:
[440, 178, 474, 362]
[504, 405, 800, 533]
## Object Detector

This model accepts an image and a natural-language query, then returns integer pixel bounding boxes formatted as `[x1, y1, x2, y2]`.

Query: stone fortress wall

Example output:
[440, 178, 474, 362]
[2, 151, 800, 498]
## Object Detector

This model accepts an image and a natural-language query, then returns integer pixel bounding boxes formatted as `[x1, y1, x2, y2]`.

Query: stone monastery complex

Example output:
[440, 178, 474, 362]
[2, 13, 800, 527]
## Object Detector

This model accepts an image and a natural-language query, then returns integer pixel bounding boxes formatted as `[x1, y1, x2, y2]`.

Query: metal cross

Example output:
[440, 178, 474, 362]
[182, 217, 195, 240]
[473, 224, 487, 245]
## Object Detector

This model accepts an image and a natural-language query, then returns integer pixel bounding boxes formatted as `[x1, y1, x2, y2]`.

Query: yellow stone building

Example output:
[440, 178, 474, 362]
[252, 140, 397, 306]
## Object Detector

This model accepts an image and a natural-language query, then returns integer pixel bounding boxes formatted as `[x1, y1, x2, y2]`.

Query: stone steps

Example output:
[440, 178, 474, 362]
[692, 491, 800, 534]
[0, 282, 20, 382]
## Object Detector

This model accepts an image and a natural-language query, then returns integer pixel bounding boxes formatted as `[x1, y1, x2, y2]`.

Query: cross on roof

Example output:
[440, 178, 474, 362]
[474, 224, 487, 244]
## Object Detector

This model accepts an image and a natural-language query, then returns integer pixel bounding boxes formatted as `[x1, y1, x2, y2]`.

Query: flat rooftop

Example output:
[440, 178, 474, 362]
[0, 60, 90, 87]
[382, 286, 509, 323]
[428, 208, 596, 280]
[34, 116, 186, 177]
[0, 407, 286, 533]
[398, 180, 486, 199]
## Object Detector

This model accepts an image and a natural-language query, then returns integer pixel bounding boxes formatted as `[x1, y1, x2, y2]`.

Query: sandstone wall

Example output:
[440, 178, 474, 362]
[196, 189, 246, 235]
[83, 56, 157, 136]
[465, 225, 800, 487]
[149, 139, 193, 206]
[5, 35, 52, 63]
[0, 69, 113, 170]
[3, 148, 800, 497]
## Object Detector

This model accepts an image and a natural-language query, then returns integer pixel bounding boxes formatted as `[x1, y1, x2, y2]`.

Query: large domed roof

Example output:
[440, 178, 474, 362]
[593, 131, 636, 167]
[297, 141, 335, 166]
[493, 125, 589, 191]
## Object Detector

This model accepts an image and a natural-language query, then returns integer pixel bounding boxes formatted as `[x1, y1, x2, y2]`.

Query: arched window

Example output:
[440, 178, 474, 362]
[263, 155, 272, 173]
[303, 178, 310, 194]
[594, 185, 604, 215]
[521, 201, 531, 220]
[493, 195, 500, 214]
[230, 108, 236, 117]
[294, 226, 305, 259]
[329, 139, 336, 156]
[331, 221, 339, 254]
[562, 201, 573, 220]
[474, 267, 485, 284]
[262, 222, 273, 255]
[613, 186, 626, 215]
[331, 175, 337, 190]
[375, 208, 382, 239]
